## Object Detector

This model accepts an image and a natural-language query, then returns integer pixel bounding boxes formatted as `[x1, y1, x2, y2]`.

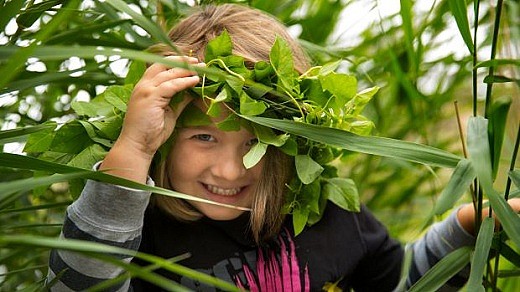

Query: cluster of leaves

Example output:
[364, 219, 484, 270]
[188, 30, 379, 233]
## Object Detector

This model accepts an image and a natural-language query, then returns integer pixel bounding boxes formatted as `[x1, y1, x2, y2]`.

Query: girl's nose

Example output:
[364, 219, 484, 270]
[211, 147, 247, 181]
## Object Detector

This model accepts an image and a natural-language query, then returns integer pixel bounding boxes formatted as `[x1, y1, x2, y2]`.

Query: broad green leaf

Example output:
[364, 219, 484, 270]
[0, 123, 55, 146]
[322, 178, 360, 212]
[408, 247, 472, 292]
[251, 124, 289, 147]
[467, 217, 494, 292]
[319, 72, 357, 108]
[243, 116, 461, 168]
[254, 60, 273, 81]
[23, 123, 57, 153]
[91, 115, 124, 141]
[103, 85, 133, 112]
[301, 179, 321, 214]
[292, 207, 310, 236]
[125, 60, 146, 85]
[71, 100, 113, 117]
[239, 92, 267, 116]
[243, 142, 268, 169]
[67, 144, 108, 170]
[177, 103, 211, 127]
[432, 159, 476, 217]
[49, 121, 92, 154]
[216, 114, 241, 131]
[270, 37, 296, 92]
[467, 116, 520, 248]
[345, 86, 379, 116]
[205, 30, 232, 61]
[488, 96, 511, 179]
[448, 0, 474, 54]
[295, 155, 323, 184]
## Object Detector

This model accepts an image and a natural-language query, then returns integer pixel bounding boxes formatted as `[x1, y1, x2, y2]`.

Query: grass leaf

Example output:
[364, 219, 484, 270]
[466, 217, 494, 291]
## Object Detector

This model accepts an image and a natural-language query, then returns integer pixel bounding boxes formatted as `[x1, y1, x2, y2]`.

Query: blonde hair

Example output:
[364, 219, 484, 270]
[150, 4, 310, 243]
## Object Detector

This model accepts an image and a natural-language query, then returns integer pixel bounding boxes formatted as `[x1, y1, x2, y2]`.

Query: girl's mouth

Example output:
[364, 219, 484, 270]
[204, 184, 242, 196]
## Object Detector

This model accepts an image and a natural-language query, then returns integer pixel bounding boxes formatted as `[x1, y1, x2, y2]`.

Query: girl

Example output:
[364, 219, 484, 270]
[48, 4, 514, 291]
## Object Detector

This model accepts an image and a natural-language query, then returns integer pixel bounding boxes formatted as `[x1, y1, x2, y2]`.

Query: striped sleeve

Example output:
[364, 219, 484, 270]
[47, 174, 153, 291]
[407, 208, 475, 290]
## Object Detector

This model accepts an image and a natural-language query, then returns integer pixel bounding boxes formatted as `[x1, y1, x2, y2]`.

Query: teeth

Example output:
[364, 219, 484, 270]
[206, 184, 241, 196]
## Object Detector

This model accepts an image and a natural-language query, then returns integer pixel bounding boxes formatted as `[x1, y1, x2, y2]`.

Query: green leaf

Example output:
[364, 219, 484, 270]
[408, 247, 472, 292]
[67, 144, 108, 170]
[71, 100, 113, 117]
[125, 60, 146, 85]
[243, 116, 461, 168]
[23, 123, 57, 153]
[216, 114, 241, 131]
[251, 124, 289, 147]
[243, 142, 268, 169]
[103, 85, 133, 112]
[0, 0, 25, 32]
[448, 0, 474, 54]
[177, 103, 211, 127]
[16, 0, 62, 29]
[49, 121, 92, 154]
[488, 96, 512, 179]
[431, 159, 476, 217]
[467, 116, 520, 248]
[322, 178, 360, 212]
[239, 92, 267, 116]
[205, 30, 232, 62]
[270, 37, 296, 92]
[292, 207, 310, 236]
[301, 179, 321, 214]
[0, 123, 55, 146]
[475, 59, 520, 68]
[467, 217, 494, 292]
[295, 155, 323, 184]
[319, 72, 357, 108]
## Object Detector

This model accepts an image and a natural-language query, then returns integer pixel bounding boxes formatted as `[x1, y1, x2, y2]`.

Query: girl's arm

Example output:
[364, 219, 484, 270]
[47, 56, 202, 291]
[408, 198, 520, 289]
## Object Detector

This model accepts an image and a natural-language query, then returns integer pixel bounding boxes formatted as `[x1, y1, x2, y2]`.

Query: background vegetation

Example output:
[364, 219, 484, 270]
[0, 0, 518, 290]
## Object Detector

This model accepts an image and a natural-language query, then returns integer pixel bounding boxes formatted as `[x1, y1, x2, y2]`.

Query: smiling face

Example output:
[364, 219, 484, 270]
[167, 100, 263, 220]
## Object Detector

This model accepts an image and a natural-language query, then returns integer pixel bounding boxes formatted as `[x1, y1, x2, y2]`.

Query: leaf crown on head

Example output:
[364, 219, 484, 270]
[179, 30, 379, 233]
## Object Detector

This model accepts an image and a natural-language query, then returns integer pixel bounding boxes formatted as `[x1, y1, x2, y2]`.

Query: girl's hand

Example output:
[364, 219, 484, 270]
[100, 56, 202, 182]
[457, 198, 520, 235]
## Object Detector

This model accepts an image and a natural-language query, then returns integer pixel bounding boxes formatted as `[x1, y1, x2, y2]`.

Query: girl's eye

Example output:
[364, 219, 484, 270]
[246, 138, 259, 146]
[193, 134, 215, 142]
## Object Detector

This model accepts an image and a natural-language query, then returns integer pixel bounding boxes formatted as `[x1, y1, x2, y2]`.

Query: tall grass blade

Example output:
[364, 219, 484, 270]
[408, 246, 472, 292]
[475, 59, 520, 68]
[448, 0, 475, 54]
[0, 235, 241, 291]
[0, 0, 25, 32]
[467, 116, 520, 248]
[466, 217, 495, 291]
[0, 0, 80, 89]
[0, 153, 248, 211]
[488, 97, 512, 179]
[431, 159, 476, 216]
[243, 116, 461, 168]
[0, 124, 56, 144]
[398, 0, 417, 75]
[103, 0, 175, 49]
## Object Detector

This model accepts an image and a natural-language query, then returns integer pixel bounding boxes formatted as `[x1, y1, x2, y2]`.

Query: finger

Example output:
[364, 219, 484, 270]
[151, 66, 200, 87]
[142, 56, 199, 80]
[156, 75, 200, 100]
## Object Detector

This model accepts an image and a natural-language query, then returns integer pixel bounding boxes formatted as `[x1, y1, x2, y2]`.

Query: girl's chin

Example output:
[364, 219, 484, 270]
[194, 203, 247, 221]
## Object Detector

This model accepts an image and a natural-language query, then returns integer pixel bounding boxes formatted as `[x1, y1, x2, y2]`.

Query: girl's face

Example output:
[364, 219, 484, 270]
[167, 99, 264, 220]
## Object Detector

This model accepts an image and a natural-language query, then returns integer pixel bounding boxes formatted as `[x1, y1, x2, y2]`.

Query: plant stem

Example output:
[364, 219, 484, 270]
[484, 0, 504, 118]
[472, 0, 480, 117]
